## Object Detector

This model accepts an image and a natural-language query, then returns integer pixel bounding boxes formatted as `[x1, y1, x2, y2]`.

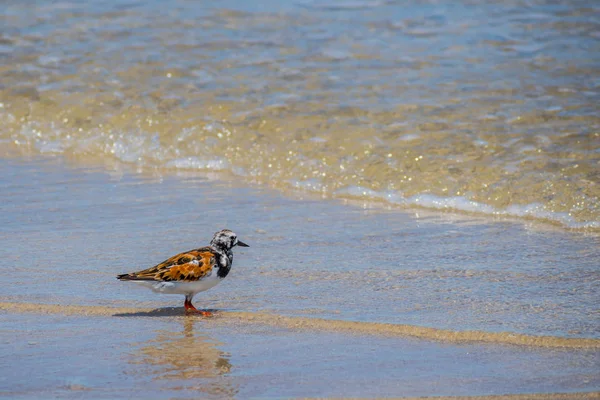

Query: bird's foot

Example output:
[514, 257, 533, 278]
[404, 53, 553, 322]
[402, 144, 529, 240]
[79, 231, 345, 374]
[184, 300, 212, 317]
[197, 310, 213, 317]
[185, 308, 213, 317]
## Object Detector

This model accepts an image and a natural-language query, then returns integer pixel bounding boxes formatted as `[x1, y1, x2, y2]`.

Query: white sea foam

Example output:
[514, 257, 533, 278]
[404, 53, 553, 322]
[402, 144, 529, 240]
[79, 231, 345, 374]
[288, 178, 328, 192]
[334, 185, 380, 198]
[505, 203, 600, 230]
[166, 157, 230, 171]
[407, 194, 497, 214]
[333, 186, 600, 230]
[36, 140, 65, 154]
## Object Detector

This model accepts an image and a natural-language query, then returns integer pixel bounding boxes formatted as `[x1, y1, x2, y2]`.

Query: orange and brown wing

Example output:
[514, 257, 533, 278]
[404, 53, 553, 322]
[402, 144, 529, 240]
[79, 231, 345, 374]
[117, 248, 216, 282]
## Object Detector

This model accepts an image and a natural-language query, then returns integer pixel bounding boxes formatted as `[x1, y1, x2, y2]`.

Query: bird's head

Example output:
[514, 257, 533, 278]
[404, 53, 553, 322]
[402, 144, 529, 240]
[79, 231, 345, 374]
[210, 229, 249, 251]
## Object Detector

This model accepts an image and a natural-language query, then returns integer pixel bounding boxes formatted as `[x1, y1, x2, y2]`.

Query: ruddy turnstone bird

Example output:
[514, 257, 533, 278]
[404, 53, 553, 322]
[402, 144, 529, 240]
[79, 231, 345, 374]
[117, 229, 249, 316]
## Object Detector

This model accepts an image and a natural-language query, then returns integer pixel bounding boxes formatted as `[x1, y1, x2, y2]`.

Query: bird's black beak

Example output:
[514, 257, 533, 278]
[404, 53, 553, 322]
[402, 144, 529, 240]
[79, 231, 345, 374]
[237, 240, 250, 247]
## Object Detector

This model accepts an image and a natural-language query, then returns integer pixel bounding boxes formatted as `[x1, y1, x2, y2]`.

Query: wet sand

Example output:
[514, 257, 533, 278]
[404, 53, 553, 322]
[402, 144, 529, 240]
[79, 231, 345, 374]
[2, 302, 599, 349]
[0, 156, 599, 398]
[1, 0, 599, 229]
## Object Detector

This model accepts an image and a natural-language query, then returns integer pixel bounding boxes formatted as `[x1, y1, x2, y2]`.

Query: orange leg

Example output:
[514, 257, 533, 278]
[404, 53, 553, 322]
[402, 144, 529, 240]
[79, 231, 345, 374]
[184, 297, 212, 317]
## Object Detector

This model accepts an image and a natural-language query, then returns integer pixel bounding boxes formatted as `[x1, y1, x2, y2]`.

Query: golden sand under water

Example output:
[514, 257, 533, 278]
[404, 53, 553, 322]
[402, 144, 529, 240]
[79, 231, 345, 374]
[2, 302, 598, 349]
[2, 88, 598, 230]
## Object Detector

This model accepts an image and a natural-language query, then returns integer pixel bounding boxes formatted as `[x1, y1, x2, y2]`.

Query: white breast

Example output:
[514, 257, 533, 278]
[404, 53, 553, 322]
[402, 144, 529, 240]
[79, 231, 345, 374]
[134, 271, 222, 296]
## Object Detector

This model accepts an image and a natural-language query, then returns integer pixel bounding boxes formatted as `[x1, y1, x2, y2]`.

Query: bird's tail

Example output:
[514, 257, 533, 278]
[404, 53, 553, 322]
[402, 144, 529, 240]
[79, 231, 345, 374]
[117, 273, 153, 281]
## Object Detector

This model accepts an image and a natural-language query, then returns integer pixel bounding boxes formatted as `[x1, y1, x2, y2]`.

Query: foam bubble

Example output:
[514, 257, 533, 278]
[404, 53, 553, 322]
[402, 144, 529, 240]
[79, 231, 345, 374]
[288, 178, 327, 192]
[407, 194, 497, 214]
[506, 203, 600, 230]
[166, 157, 230, 171]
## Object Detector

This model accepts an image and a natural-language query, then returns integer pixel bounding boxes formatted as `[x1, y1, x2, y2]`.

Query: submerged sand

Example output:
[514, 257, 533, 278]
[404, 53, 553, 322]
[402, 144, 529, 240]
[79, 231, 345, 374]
[1, 0, 599, 229]
[2, 302, 599, 349]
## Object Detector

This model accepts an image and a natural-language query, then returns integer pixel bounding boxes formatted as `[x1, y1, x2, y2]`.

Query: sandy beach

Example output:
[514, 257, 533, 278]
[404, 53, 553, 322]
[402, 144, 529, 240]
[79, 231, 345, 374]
[1, 156, 598, 398]
[1, 0, 599, 397]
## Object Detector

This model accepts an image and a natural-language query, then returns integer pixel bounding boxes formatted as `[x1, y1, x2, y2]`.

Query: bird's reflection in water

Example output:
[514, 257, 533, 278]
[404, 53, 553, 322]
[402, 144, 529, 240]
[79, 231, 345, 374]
[132, 318, 237, 397]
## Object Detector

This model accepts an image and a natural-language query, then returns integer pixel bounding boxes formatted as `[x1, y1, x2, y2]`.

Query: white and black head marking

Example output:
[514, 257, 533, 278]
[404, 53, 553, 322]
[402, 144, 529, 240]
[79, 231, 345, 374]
[210, 229, 250, 251]
[210, 229, 249, 279]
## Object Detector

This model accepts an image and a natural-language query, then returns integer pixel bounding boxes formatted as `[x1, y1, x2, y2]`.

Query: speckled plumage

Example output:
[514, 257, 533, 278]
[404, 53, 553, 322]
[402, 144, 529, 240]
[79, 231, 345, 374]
[117, 229, 249, 315]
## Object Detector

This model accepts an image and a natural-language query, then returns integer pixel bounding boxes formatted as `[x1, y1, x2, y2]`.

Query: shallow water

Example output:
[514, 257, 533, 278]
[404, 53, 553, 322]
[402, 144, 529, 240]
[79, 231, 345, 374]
[1, 157, 599, 339]
[1, 312, 599, 399]
[1, 0, 599, 228]
[1, 156, 599, 397]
